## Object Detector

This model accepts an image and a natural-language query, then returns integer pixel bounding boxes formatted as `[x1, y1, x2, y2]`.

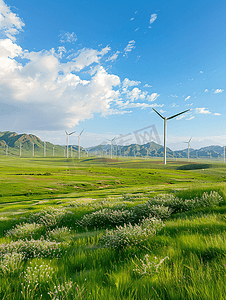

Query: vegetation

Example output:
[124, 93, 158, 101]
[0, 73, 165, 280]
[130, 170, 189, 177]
[0, 155, 226, 299]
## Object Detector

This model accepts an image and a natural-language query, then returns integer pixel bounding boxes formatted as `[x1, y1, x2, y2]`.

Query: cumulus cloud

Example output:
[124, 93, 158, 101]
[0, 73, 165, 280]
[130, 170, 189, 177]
[214, 113, 221, 116]
[149, 13, 157, 25]
[59, 31, 77, 43]
[205, 89, 209, 92]
[122, 78, 140, 88]
[126, 87, 147, 102]
[144, 84, 152, 88]
[195, 108, 211, 114]
[213, 88, 224, 94]
[0, 0, 24, 41]
[147, 93, 160, 102]
[0, 1, 165, 133]
[123, 40, 135, 56]
[184, 96, 191, 101]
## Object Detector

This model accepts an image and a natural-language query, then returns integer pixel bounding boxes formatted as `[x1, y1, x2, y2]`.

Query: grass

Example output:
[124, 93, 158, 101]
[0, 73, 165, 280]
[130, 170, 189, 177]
[0, 155, 226, 299]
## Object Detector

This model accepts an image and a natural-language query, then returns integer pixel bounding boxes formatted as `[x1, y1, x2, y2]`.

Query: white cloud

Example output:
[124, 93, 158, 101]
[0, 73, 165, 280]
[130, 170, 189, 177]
[107, 109, 132, 115]
[147, 92, 160, 102]
[185, 103, 193, 106]
[143, 84, 152, 88]
[171, 103, 179, 108]
[176, 115, 186, 120]
[214, 113, 221, 116]
[213, 88, 224, 94]
[135, 28, 139, 32]
[149, 13, 157, 25]
[122, 78, 140, 88]
[0, 2, 165, 134]
[64, 46, 110, 72]
[170, 94, 178, 98]
[122, 102, 163, 110]
[195, 108, 211, 114]
[0, 36, 121, 129]
[126, 87, 147, 102]
[123, 40, 135, 56]
[200, 71, 203, 74]
[59, 31, 77, 43]
[186, 116, 194, 120]
[205, 89, 209, 92]
[106, 50, 120, 62]
[0, 0, 24, 41]
[130, 17, 134, 21]
[184, 96, 191, 101]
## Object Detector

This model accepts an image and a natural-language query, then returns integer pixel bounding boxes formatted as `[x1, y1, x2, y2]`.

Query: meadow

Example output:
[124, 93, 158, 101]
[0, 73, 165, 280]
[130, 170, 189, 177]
[0, 155, 226, 299]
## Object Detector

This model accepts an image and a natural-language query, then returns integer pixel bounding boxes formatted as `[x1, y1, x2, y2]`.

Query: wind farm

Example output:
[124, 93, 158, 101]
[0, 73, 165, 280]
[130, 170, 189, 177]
[0, 0, 225, 299]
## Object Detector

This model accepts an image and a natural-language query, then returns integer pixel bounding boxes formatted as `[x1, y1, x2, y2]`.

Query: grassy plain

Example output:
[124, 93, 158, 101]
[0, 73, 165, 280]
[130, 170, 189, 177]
[0, 156, 226, 299]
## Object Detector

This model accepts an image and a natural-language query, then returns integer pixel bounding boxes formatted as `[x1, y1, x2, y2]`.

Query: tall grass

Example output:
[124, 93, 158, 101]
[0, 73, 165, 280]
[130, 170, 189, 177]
[0, 187, 226, 299]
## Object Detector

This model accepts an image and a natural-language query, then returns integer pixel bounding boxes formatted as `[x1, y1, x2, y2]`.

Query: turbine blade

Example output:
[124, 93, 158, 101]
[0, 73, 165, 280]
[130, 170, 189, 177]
[69, 131, 76, 135]
[112, 137, 116, 142]
[152, 108, 164, 119]
[167, 109, 190, 120]
[189, 137, 192, 143]
[65, 130, 68, 135]
[79, 129, 84, 136]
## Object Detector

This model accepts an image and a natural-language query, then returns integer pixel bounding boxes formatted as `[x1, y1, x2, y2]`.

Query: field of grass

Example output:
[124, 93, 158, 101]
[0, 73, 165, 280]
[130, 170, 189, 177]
[0, 156, 226, 299]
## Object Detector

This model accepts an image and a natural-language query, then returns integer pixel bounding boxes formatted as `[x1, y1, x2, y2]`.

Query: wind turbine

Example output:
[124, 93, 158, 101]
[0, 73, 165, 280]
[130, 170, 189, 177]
[184, 137, 192, 162]
[107, 137, 115, 159]
[77, 129, 84, 159]
[152, 108, 190, 165]
[65, 130, 76, 159]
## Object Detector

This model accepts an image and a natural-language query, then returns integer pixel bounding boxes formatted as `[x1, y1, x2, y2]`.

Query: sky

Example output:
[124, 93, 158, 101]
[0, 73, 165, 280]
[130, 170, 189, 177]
[0, 0, 225, 150]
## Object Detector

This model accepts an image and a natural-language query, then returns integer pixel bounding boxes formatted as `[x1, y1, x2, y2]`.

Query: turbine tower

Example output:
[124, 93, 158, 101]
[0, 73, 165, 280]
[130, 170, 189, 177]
[107, 137, 115, 159]
[152, 108, 190, 165]
[65, 130, 76, 159]
[77, 129, 84, 159]
[184, 137, 192, 162]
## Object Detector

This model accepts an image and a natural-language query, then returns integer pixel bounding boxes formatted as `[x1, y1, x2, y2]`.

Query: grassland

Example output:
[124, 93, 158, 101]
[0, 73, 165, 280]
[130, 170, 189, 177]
[0, 156, 226, 299]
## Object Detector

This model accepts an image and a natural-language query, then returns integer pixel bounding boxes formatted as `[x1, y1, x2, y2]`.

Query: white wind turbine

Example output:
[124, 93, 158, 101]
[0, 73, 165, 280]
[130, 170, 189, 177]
[184, 137, 192, 162]
[107, 137, 115, 159]
[152, 108, 190, 165]
[65, 130, 76, 159]
[77, 129, 84, 159]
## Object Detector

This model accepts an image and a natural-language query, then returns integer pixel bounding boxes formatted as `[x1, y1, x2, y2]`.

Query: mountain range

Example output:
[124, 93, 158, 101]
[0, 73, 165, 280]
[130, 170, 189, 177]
[0, 131, 224, 159]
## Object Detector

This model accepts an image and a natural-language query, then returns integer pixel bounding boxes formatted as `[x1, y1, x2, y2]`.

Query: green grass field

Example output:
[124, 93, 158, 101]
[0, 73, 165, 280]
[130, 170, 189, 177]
[0, 156, 226, 299]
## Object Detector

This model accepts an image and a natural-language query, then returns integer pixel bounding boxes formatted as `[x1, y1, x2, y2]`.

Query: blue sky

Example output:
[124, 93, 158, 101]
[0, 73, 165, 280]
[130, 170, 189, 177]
[0, 0, 225, 149]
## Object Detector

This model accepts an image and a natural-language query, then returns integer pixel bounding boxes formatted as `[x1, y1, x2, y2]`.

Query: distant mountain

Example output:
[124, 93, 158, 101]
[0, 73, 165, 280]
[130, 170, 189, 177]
[0, 131, 224, 159]
[0, 131, 82, 157]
